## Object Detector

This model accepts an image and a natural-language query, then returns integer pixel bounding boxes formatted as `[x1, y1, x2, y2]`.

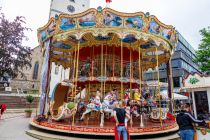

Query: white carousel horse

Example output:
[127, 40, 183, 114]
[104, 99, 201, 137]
[100, 93, 118, 127]
[75, 88, 87, 103]
[80, 92, 104, 127]
[50, 101, 77, 121]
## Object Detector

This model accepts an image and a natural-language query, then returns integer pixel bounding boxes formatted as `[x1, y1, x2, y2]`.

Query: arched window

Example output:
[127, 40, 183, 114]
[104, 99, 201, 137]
[33, 62, 39, 80]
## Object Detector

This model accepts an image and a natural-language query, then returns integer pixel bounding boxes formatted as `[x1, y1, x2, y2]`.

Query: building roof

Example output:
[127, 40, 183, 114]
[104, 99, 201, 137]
[180, 73, 210, 91]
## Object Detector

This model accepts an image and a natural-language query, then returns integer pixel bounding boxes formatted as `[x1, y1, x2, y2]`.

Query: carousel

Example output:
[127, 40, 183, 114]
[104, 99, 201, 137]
[32, 7, 179, 138]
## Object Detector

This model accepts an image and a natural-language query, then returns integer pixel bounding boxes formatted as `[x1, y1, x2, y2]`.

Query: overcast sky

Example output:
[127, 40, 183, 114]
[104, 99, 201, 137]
[1, 0, 210, 50]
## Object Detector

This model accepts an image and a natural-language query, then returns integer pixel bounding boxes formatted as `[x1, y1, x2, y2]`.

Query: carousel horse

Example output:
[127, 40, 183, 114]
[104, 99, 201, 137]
[50, 82, 88, 121]
[49, 82, 78, 121]
[124, 63, 131, 77]
[100, 91, 118, 127]
[80, 90, 104, 127]
[75, 87, 87, 103]
[80, 58, 91, 76]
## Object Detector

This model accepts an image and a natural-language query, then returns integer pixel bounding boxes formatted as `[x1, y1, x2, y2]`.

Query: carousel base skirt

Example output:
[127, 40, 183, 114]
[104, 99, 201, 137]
[30, 119, 178, 138]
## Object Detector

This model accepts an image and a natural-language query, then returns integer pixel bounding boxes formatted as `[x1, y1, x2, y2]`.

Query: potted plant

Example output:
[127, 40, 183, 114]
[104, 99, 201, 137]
[25, 94, 34, 118]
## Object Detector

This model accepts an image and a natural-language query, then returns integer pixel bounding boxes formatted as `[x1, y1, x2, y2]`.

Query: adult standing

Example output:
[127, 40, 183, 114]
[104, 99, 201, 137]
[113, 102, 130, 140]
[176, 103, 206, 140]
[0, 103, 7, 120]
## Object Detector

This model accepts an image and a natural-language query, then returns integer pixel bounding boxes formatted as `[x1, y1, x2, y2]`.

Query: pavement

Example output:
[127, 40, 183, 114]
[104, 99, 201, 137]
[0, 114, 36, 140]
[0, 93, 40, 97]
[0, 110, 180, 140]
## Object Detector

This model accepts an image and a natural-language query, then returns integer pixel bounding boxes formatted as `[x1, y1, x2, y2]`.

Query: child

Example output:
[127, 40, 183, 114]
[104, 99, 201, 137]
[0, 103, 7, 120]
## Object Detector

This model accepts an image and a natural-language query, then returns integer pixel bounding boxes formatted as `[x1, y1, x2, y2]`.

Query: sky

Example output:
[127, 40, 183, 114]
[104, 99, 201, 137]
[1, 0, 210, 50]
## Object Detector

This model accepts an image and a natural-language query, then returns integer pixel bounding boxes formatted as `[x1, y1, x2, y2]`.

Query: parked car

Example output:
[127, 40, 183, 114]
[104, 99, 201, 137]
[0, 76, 10, 87]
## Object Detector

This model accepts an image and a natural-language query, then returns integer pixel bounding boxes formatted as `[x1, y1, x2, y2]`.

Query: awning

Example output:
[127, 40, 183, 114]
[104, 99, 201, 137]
[160, 90, 188, 100]
[174, 93, 188, 100]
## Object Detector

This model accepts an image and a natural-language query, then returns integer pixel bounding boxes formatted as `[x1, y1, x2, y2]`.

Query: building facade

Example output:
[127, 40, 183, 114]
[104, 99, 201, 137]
[144, 33, 200, 92]
[9, 0, 91, 94]
[10, 46, 43, 92]
[49, 0, 91, 97]
[49, 0, 90, 17]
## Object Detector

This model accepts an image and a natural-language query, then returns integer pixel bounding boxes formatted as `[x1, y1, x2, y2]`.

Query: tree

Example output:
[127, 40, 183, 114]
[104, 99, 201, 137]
[0, 10, 31, 78]
[194, 27, 210, 73]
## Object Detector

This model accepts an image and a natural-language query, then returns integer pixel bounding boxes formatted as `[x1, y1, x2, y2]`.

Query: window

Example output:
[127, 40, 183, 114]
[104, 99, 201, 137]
[55, 66, 59, 75]
[173, 77, 180, 88]
[195, 91, 209, 119]
[171, 60, 181, 68]
[33, 62, 39, 80]
[160, 78, 167, 82]
[67, 5, 75, 13]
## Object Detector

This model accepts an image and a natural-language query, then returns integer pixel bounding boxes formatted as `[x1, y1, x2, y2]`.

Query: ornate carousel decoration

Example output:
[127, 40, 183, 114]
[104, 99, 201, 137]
[34, 8, 179, 137]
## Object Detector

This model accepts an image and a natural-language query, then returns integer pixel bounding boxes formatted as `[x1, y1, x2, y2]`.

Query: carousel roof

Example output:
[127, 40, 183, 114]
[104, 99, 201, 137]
[37, 8, 178, 70]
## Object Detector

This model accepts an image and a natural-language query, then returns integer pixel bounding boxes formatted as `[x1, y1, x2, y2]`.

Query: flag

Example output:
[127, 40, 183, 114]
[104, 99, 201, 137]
[106, 0, 112, 3]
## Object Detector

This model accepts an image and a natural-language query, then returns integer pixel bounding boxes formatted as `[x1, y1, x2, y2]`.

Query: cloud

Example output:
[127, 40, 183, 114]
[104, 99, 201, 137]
[1, 0, 210, 49]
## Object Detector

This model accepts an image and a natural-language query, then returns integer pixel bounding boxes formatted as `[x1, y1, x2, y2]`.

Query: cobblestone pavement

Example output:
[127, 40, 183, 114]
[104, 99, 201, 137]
[0, 111, 179, 140]
[1, 112, 25, 120]
[0, 112, 97, 140]
[0, 115, 36, 140]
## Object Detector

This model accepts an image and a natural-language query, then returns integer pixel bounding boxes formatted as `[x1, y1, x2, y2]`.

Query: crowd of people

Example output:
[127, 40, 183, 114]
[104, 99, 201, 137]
[77, 88, 210, 140]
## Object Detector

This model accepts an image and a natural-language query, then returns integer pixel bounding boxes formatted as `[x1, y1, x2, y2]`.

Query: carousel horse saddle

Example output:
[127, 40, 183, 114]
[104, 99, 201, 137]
[87, 103, 96, 109]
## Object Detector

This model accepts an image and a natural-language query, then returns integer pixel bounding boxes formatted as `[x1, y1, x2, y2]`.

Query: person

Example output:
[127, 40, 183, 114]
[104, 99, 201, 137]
[104, 89, 117, 107]
[0, 103, 7, 120]
[133, 89, 141, 101]
[124, 100, 133, 127]
[80, 90, 102, 121]
[114, 102, 130, 140]
[176, 103, 206, 140]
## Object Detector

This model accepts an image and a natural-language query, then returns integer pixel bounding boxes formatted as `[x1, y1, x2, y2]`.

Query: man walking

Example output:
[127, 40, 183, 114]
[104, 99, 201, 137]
[176, 103, 206, 140]
[113, 102, 130, 140]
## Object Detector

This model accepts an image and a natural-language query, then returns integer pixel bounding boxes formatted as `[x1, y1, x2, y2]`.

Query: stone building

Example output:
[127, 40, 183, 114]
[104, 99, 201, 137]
[10, 46, 43, 92]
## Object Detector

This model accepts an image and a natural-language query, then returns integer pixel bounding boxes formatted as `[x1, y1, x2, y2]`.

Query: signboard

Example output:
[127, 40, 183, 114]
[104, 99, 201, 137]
[5, 87, 12, 92]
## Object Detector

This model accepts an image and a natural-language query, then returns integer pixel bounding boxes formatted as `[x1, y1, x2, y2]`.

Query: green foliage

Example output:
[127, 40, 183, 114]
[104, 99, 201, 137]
[194, 27, 210, 73]
[189, 77, 199, 84]
[24, 109, 33, 113]
[67, 102, 75, 110]
[26, 94, 34, 104]
[0, 9, 31, 78]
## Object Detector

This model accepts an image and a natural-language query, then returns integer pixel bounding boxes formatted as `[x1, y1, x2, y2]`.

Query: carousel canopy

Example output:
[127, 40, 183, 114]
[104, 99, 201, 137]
[37, 8, 178, 71]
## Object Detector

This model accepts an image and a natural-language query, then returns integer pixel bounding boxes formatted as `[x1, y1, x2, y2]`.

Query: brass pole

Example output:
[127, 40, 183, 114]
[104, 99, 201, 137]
[120, 39, 123, 100]
[72, 39, 80, 126]
[129, 46, 132, 98]
[104, 45, 107, 95]
[101, 44, 104, 98]
[138, 47, 141, 98]
[156, 47, 162, 127]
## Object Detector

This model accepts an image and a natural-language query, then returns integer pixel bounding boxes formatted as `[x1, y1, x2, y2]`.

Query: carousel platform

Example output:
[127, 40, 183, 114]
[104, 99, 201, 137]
[29, 118, 179, 139]
[26, 129, 180, 140]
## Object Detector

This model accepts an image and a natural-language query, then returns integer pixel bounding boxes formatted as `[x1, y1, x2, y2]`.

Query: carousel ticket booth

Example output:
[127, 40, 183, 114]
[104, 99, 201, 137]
[31, 7, 180, 138]
[182, 73, 210, 140]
